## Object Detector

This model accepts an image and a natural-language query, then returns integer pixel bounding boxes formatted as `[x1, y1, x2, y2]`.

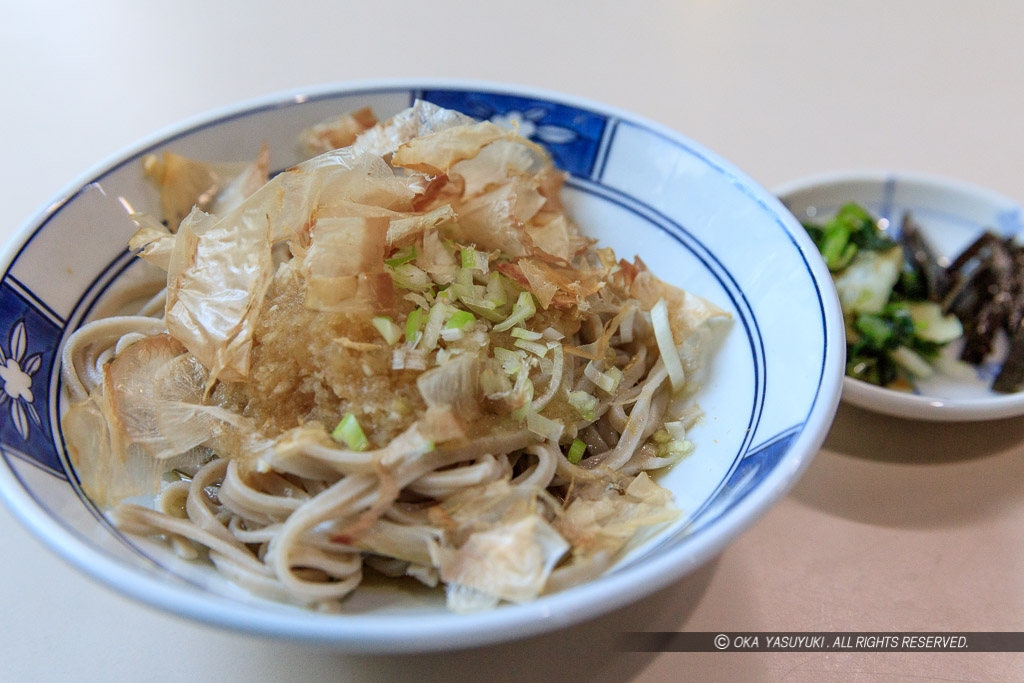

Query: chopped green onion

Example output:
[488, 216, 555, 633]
[568, 391, 598, 421]
[405, 308, 424, 345]
[566, 438, 586, 464]
[511, 327, 543, 341]
[462, 300, 503, 324]
[451, 267, 476, 300]
[449, 268, 502, 323]
[664, 420, 688, 441]
[421, 300, 448, 351]
[526, 411, 564, 442]
[651, 298, 686, 392]
[388, 263, 432, 291]
[656, 438, 695, 461]
[584, 361, 622, 394]
[371, 316, 402, 345]
[461, 296, 497, 310]
[541, 327, 564, 341]
[493, 347, 525, 374]
[445, 310, 476, 330]
[384, 245, 417, 268]
[493, 347, 521, 363]
[332, 413, 369, 451]
[514, 338, 549, 357]
[493, 292, 537, 332]
[485, 271, 508, 307]
[460, 247, 489, 273]
[403, 291, 431, 309]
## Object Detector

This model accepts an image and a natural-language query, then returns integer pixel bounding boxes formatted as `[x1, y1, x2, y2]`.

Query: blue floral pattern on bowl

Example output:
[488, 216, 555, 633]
[0, 280, 61, 474]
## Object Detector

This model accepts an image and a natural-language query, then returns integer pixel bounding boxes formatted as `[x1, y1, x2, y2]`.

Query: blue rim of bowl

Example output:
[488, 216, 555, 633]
[0, 79, 846, 651]
[775, 168, 1024, 422]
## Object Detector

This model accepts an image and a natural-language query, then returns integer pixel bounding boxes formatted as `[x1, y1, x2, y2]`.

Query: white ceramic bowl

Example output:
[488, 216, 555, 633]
[776, 169, 1024, 421]
[0, 80, 844, 651]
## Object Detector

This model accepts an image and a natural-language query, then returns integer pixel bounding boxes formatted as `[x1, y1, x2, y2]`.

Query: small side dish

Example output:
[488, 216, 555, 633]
[803, 203, 1022, 393]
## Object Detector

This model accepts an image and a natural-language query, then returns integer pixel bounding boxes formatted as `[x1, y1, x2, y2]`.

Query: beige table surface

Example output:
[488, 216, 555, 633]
[3, 2, 1024, 681]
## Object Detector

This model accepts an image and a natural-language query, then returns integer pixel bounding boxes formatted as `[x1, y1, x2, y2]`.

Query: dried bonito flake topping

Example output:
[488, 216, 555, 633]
[299, 106, 378, 157]
[142, 144, 270, 231]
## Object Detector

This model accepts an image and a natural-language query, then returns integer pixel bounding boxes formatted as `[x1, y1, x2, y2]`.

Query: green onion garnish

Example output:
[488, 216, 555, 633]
[371, 316, 402, 345]
[384, 245, 417, 268]
[511, 327, 543, 341]
[568, 391, 598, 421]
[405, 308, 424, 344]
[493, 292, 537, 332]
[526, 410, 562, 441]
[485, 271, 507, 307]
[332, 413, 369, 451]
[567, 438, 586, 464]
[445, 310, 476, 330]
[460, 246, 488, 273]
[388, 263, 432, 291]
[584, 361, 622, 394]
[493, 347, 524, 374]
[514, 338, 549, 357]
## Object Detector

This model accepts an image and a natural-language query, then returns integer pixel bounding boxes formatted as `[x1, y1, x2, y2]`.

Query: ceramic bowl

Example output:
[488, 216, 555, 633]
[0, 80, 844, 651]
[776, 169, 1024, 421]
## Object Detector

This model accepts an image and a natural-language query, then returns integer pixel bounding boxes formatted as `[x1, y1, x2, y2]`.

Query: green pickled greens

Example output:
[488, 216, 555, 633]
[802, 203, 962, 388]
[803, 203, 896, 272]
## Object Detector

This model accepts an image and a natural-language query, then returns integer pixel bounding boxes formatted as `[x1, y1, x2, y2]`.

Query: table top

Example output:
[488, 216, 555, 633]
[3, 2, 1023, 681]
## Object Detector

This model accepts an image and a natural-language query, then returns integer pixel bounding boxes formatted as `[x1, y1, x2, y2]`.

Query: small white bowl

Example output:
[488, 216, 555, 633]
[0, 80, 844, 650]
[776, 169, 1024, 422]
